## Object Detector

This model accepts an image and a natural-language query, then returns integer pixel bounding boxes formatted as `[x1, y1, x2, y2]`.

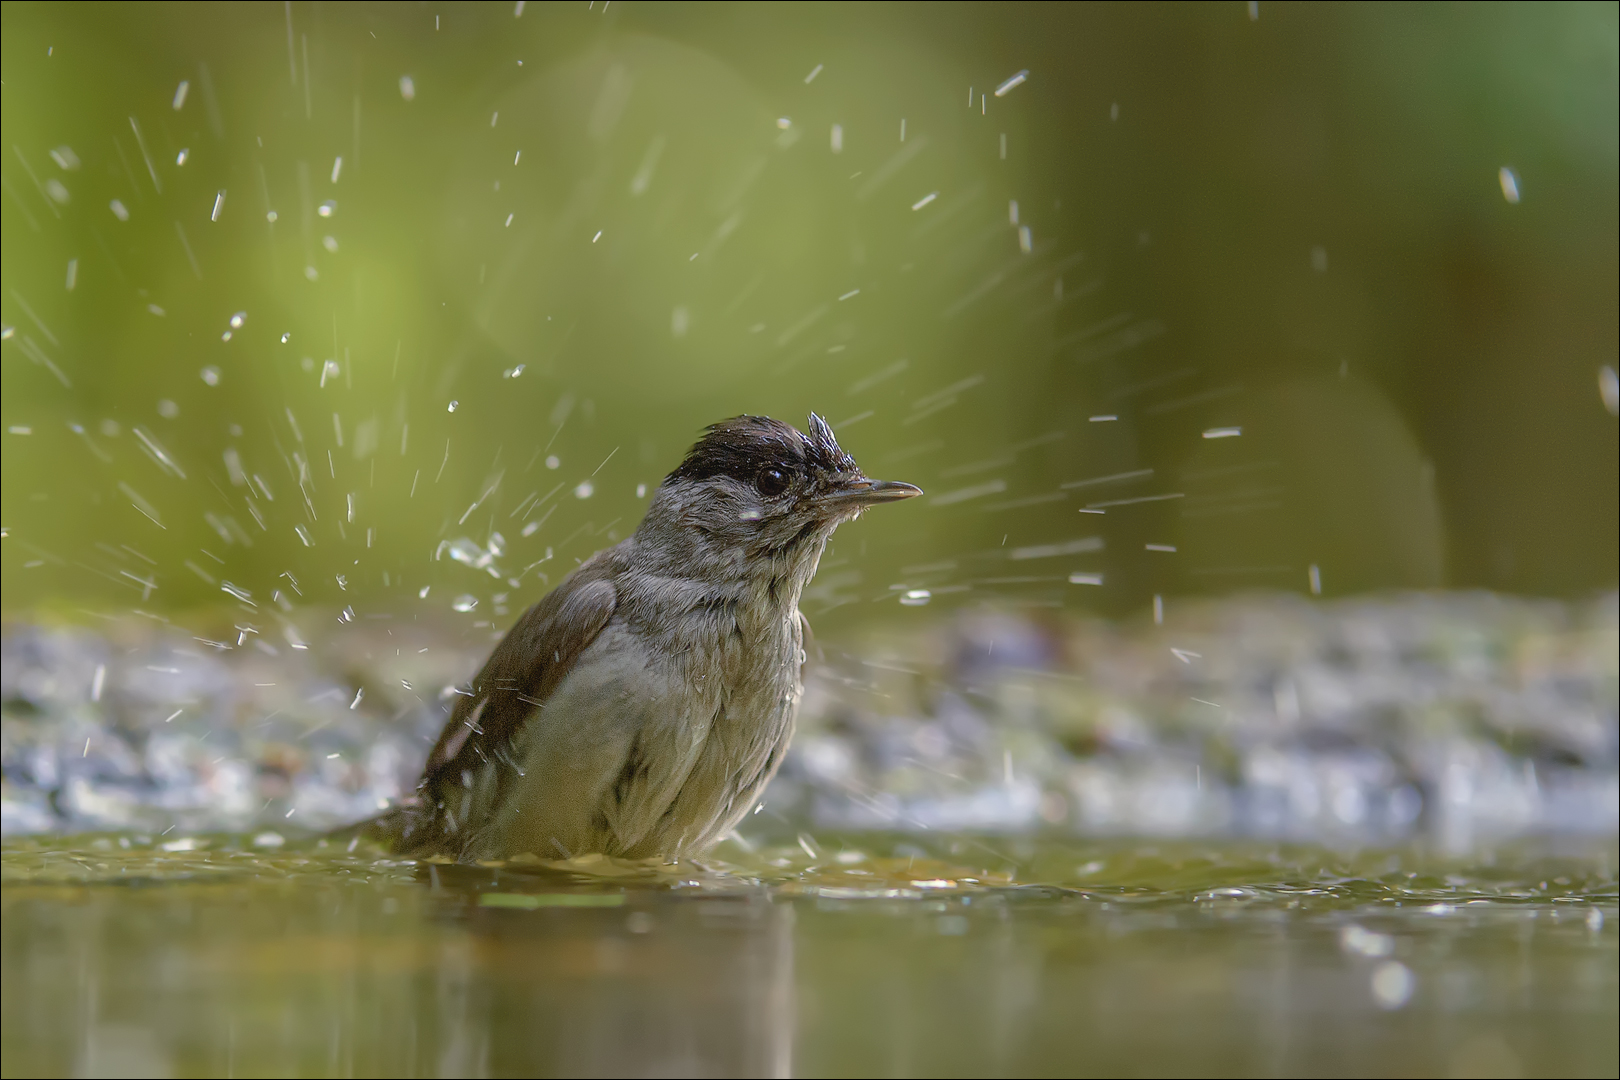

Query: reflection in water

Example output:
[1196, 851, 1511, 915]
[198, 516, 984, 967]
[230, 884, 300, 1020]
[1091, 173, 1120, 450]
[448, 883, 797, 1078]
[2, 838, 1615, 1077]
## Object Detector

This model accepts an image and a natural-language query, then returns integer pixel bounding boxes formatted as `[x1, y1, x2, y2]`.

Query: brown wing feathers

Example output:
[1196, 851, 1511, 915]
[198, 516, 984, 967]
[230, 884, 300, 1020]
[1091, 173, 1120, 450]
[422, 563, 618, 787]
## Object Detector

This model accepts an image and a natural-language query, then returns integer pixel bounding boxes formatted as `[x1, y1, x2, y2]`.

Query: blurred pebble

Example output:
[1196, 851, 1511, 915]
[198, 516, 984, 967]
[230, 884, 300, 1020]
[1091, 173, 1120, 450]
[2, 592, 1615, 844]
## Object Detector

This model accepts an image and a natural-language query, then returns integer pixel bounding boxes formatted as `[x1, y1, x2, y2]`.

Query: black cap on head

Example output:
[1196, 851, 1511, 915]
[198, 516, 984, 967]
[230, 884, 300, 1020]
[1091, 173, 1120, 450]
[667, 413, 857, 486]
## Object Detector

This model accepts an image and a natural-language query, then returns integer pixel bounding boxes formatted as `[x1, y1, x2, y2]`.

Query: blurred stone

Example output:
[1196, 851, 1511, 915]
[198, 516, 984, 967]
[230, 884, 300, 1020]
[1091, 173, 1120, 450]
[4, 592, 1615, 845]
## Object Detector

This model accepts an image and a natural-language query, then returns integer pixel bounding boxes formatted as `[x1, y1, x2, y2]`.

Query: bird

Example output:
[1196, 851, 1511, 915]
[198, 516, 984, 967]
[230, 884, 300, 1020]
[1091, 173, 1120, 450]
[381, 413, 920, 863]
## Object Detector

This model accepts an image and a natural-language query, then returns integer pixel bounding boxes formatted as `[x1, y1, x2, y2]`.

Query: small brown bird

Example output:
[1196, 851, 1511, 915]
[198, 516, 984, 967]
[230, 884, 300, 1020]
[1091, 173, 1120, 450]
[383, 414, 920, 862]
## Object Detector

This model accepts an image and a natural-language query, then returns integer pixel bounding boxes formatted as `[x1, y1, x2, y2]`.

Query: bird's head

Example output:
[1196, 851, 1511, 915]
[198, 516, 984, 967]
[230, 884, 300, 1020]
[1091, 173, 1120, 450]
[640, 413, 920, 575]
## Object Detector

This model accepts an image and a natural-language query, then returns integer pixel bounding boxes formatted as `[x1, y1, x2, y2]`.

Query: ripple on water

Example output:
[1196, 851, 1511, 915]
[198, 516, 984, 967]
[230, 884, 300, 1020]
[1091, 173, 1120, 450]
[4, 833, 1614, 911]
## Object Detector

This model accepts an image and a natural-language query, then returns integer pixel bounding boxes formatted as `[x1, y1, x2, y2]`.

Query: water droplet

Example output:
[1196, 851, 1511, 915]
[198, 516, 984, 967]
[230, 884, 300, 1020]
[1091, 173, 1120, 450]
[900, 589, 932, 606]
[1370, 962, 1414, 1010]
[452, 594, 478, 613]
[200, 366, 221, 386]
[1340, 925, 1395, 958]
[574, 480, 594, 499]
[1498, 166, 1520, 204]
[545, 455, 560, 470]
[447, 400, 459, 413]
[445, 538, 492, 569]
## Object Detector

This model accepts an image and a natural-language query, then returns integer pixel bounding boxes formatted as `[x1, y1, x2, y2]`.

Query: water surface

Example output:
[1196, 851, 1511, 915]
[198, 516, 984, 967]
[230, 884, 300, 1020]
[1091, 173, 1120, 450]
[4, 833, 1614, 1077]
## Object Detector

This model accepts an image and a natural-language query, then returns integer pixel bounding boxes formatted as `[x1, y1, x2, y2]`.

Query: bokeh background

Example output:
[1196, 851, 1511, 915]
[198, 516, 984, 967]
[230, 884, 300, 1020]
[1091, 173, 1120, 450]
[3, 13, 1618, 1076]
[3, 1, 1616, 629]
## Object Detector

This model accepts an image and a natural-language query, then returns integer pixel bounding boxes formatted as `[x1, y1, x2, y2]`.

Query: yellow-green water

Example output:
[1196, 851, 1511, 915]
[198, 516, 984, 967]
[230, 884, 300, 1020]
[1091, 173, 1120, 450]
[4, 834, 1615, 1077]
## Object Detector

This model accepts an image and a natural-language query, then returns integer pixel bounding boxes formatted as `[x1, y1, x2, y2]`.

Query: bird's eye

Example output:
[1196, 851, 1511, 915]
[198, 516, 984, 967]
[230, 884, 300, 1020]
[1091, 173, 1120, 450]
[755, 465, 791, 497]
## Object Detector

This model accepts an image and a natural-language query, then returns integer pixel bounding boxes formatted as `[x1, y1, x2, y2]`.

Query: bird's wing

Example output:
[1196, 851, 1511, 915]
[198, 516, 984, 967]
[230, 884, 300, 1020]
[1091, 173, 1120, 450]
[421, 555, 618, 788]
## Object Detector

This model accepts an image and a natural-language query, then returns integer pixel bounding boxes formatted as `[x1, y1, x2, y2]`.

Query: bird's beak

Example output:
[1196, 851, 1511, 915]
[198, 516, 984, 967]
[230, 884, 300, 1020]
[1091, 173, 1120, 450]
[816, 477, 923, 510]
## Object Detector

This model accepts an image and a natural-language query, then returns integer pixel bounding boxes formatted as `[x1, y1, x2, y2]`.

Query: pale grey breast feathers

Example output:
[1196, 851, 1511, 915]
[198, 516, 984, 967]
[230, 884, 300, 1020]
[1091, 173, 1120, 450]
[481, 569, 804, 860]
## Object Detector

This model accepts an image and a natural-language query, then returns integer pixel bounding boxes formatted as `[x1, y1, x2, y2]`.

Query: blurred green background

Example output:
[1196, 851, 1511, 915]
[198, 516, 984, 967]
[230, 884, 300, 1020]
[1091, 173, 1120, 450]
[3, 1, 1616, 629]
